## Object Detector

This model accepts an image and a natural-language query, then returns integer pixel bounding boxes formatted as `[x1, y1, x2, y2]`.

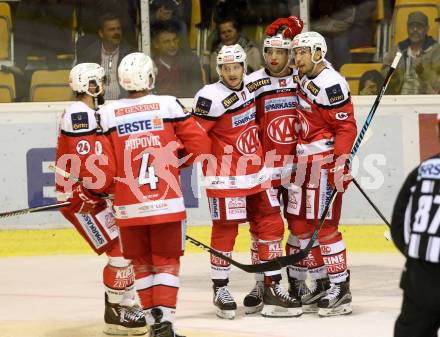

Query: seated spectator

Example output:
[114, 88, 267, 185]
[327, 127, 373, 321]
[76, 0, 139, 49]
[76, 13, 136, 100]
[310, 0, 355, 70]
[151, 21, 203, 98]
[209, 17, 262, 82]
[382, 11, 440, 95]
[150, 0, 189, 47]
[358, 70, 383, 95]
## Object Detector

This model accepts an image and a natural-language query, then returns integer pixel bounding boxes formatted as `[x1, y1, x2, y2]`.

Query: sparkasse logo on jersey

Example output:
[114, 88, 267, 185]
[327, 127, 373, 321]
[264, 97, 296, 112]
[232, 108, 256, 127]
[117, 115, 164, 136]
[76, 214, 107, 249]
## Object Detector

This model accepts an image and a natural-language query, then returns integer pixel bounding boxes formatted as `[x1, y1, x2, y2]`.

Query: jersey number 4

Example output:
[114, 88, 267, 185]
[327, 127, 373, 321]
[138, 153, 159, 190]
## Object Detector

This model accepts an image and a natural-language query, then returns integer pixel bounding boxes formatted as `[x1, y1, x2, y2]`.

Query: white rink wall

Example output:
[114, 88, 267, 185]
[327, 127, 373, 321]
[0, 96, 438, 229]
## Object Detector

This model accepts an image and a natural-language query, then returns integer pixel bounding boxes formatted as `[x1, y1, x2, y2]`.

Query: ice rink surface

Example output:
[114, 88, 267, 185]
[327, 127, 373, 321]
[1, 252, 404, 337]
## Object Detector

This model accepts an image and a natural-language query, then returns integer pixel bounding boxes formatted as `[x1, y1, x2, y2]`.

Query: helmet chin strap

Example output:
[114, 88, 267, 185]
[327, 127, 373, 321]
[309, 50, 323, 77]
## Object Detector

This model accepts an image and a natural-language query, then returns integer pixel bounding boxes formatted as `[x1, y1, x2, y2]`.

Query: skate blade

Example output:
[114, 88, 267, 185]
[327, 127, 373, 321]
[318, 303, 352, 317]
[244, 303, 263, 314]
[261, 305, 303, 318]
[215, 308, 235, 320]
[302, 303, 318, 314]
[104, 324, 149, 336]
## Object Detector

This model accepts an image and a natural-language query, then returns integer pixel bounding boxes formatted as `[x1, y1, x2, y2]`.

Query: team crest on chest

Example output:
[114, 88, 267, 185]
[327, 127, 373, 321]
[241, 91, 246, 100]
[279, 79, 287, 87]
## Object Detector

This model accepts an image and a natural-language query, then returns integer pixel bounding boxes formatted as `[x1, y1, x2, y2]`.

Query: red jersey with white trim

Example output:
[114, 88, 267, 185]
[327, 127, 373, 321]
[99, 95, 211, 227]
[296, 67, 357, 160]
[55, 101, 114, 196]
[246, 68, 299, 185]
[192, 80, 269, 198]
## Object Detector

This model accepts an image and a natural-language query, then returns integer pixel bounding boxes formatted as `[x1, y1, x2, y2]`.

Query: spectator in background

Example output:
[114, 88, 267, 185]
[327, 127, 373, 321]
[358, 70, 383, 95]
[150, 0, 189, 47]
[151, 21, 203, 98]
[310, 0, 355, 70]
[209, 17, 262, 82]
[76, 13, 136, 100]
[76, 0, 139, 49]
[383, 11, 440, 95]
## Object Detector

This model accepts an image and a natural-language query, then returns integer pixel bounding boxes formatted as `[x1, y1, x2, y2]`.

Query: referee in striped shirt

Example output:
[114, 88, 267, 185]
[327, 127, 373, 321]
[391, 113, 440, 337]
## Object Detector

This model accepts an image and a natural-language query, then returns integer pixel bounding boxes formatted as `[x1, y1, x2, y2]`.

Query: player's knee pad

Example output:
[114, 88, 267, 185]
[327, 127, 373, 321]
[210, 222, 239, 251]
[151, 255, 180, 276]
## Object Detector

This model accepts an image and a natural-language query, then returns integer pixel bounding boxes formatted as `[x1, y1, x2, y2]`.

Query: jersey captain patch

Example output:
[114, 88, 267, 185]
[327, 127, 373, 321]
[222, 92, 239, 108]
[194, 96, 212, 115]
[307, 81, 320, 96]
[246, 77, 271, 93]
[71, 112, 89, 130]
[325, 84, 344, 104]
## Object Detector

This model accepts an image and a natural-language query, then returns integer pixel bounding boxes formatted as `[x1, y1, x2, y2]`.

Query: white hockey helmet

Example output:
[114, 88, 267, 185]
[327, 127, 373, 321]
[293, 31, 327, 63]
[263, 33, 295, 51]
[118, 52, 155, 91]
[69, 63, 105, 96]
[216, 44, 247, 78]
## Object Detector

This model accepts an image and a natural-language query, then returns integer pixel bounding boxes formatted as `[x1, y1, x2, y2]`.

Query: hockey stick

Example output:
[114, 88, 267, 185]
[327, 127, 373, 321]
[50, 165, 288, 272]
[0, 201, 71, 218]
[257, 51, 404, 267]
[352, 178, 390, 227]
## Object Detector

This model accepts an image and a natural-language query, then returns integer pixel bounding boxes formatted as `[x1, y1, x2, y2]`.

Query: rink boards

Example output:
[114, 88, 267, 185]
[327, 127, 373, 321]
[0, 96, 439, 229]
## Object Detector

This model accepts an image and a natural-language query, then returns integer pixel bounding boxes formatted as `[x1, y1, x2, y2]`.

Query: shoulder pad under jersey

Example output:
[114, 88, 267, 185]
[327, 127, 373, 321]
[307, 68, 350, 108]
[60, 101, 97, 134]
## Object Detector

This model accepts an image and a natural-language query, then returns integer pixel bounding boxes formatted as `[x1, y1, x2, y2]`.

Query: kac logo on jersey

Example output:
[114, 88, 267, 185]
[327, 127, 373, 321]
[335, 112, 349, 120]
[279, 79, 287, 87]
[232, 108, 256, 128]
[267, 115, 298, 144]
[297, 110, 310, 138]
[264, 97, 296, 112]
[236, 126, 259, 155]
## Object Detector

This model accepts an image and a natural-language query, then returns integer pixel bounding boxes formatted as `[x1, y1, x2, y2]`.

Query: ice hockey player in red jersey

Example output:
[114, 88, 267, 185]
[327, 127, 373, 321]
[192, 44, 301, 319]
[98, 52, 211, 337]
[245, 16, 306, 313]
[288, 31, 357, 316]
[55, 63, 147, 335]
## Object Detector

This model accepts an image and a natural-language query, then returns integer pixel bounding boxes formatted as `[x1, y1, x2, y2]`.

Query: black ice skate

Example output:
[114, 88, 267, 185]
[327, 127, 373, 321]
[287, 277, 310, 302]
[213, 285, 237, 319]
[301, 277, 330, 313]
[104, 294, 148, 336]
[317, 279, 352, 317]
[243, 281, 264, 314]
[261, 281, 302, 317]
[150, 308, 185, 337]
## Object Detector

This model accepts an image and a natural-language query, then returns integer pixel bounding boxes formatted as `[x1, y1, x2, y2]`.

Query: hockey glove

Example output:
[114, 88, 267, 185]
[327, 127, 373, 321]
[265, 16, 304, 39]
[68, 184, 105, 214]
[328, 155, 352, 192]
